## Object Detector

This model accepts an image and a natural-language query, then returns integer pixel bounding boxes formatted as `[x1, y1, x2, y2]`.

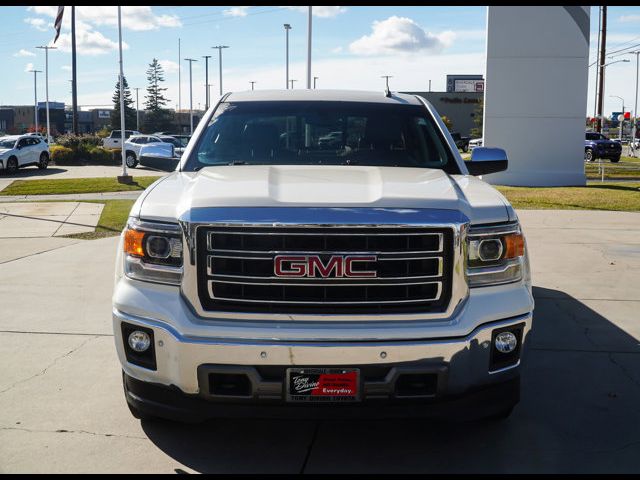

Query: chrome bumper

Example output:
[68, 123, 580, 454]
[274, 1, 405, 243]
[114, 308, 532, 396]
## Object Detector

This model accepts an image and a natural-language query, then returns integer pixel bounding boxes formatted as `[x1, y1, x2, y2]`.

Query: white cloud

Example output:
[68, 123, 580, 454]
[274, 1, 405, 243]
[24, 17, 49, 31]
[14, 49, 36, 57]
[281, 6, 347, 18]
[27, 6, 181, 32]
[619, 14, 640, 23]
[223, 6, 250, 17]
[54, 24, 128, 55]
[24, 62, 34, 73]
[158, 59, 179, 74]
[349, 16, 455, 56]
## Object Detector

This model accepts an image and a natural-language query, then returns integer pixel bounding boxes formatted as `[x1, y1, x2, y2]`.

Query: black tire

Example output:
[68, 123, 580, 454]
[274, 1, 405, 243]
[38, 152, 49, 170]
[462, 144, 468, 153]
[5, 156, 18, 175]
[611, 155, 621, 163]
[125, 151, 138, 168]
[584, 148, 594, 162]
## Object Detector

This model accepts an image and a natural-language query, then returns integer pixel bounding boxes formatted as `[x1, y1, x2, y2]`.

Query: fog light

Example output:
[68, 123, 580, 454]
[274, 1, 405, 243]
[495, 331, 517, 353]
[128, 330, 151, 353]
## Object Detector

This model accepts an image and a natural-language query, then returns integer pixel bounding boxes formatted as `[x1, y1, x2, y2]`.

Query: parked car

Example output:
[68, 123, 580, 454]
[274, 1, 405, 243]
[123, 135, 176, 168]
[449, 131, 470, 152]
[0, 134, 49, 174]
[114, 89, 532, 423]
[103, 129, 141, 149]
[585, 132, 621, 162]
[468, 137, 483, 150]
[26, 132, 49, 143]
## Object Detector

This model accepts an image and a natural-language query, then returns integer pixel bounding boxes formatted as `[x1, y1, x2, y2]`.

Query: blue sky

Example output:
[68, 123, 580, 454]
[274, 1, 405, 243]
[2, 6, 640, 117]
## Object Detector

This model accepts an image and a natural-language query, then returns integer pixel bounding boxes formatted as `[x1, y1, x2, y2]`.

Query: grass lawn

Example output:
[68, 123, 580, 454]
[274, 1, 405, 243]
[65, 199, 135, 240]
[497, 182, 640, 211]
[0, 176, 162, 196]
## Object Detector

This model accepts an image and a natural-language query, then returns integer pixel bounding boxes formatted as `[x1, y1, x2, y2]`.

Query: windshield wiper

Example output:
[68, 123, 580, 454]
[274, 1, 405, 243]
[228, 160, 248, 165]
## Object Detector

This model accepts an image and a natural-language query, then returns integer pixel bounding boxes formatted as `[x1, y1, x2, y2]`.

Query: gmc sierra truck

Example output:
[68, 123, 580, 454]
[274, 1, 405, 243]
[114, 90, 534, 422]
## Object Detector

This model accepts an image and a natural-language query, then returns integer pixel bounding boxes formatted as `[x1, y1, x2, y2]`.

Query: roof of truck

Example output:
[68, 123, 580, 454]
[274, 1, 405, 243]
[224, 89, 423, 105]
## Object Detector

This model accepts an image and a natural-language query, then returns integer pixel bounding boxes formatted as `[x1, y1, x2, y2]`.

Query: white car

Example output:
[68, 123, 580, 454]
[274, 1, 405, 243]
[0, 134, 50, 174]
[103, 129, 142, 149]
[124, 135, 176, 168]
[469, 137, 483, 150]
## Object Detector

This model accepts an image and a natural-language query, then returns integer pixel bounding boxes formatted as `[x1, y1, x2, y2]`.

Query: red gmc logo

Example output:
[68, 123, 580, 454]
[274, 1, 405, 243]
[274, 255, 377, 278]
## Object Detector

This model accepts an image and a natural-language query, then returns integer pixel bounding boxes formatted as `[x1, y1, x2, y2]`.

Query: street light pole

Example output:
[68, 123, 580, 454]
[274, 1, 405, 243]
[184, 58, 197, 134]
[628, 51, 640, 155]
[381, 75, 392, 91]
[28, 69, 42, 134]
[610, 95, 624, 141]
[36, 45, 56, 144]
[597, 59, 629, 134]
[306, 6, 312, 89]
[134, 87, 140, 131]
[284, 24, 291, 89]
[212, 45, 229, 96]
[289, 79, 297, 89]
[202, 55, 211, 110]
[313, 76, 318, 89]
[249, 81, 256, 90]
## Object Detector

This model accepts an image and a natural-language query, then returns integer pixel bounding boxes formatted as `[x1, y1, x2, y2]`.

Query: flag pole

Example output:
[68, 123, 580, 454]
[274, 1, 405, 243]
[117, 6, 131, 184]
[71, 6, 78, 134]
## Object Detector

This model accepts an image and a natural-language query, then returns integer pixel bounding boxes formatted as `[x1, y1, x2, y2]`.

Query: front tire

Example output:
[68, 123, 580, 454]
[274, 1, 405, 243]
[611, 155, 621, 163]
[125, 151, 138, 168]
[38, 152, 49, 170]
[6, 157, 18, 175]
[585, 148, 594, 162]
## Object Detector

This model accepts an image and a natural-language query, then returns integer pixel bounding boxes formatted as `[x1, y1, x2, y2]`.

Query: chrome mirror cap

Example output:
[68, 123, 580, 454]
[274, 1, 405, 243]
[467, 147, 508, 176]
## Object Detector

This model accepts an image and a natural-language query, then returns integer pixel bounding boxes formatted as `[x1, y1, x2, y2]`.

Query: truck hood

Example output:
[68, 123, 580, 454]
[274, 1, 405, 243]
[136, 165, 515, 225]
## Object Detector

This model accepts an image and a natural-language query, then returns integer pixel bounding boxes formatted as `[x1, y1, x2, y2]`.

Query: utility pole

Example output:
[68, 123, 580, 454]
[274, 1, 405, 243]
[306, 6, 312, 89]
[284, 24, 291, 89]
[116, 6, 131, 183]
[212, 45, 229, 96]
[202, 54, 211, 110]
[381, 75, 392, 91]
[249, 81, 256, 90]
[289, 79, 297, 89]
[134, 87, 140, 131]
[71, 6, 78, 135]
[596, 6, 607, 133]
[28, 69, 42, 134]
[313, 76, 318, 89]
[184, 58, 197, 134]
[36, 46, 56, 143]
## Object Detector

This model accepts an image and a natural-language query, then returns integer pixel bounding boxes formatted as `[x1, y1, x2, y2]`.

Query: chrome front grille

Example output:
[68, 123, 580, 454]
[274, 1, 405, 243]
[196, 226, 453, 314]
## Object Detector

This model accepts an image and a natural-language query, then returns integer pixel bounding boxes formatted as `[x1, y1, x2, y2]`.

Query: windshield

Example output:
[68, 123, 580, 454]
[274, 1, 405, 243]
[0, 138, 16, 149]
[184, 101, 459, 173]
[586, 132, 605, 140]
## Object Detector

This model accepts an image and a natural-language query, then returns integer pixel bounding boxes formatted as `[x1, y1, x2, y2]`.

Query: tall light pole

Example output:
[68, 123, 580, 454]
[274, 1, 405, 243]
[36, 45, 57, 144]
[306, 7, 312, 89]
[134, 87, 140, 131]
[284, 24, 291, 89]
[202, 55, 211, 110]
[289, 79, 297, 89]
[249, 81, 256, 90]
[598, 59, 630, 133]
[178, 38, 181, 115]
[28, 69, 42, 134]
[628, 51, 640, 154]
[212, 45, 229, 96]
[610, 95, 624, 141]
[115, 6, 131, 183]
[207, 83, 212, 105]
[184, 58, 197, 134]
[313, 76, 318, 89]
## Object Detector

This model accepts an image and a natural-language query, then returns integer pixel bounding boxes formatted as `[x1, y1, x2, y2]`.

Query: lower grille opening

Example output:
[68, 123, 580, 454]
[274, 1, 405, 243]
[394, 373, 438, 397]
[209, 373, 252, 397]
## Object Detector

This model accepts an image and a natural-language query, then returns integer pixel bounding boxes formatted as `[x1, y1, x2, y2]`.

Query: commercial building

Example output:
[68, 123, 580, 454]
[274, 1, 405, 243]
[402, 91, 483, 137]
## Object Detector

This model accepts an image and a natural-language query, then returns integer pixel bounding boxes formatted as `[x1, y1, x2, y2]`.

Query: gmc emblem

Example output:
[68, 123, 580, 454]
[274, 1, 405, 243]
[274, 255, 377, 278]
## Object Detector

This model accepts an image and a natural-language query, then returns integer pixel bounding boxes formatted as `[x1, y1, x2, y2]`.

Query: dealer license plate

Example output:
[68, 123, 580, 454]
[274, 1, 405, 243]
[286, 368, 360, 402]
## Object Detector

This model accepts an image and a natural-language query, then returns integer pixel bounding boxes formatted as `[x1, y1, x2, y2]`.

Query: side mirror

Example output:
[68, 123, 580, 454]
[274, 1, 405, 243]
[139, 143, 180, 172]
[466, 147, 508, 175]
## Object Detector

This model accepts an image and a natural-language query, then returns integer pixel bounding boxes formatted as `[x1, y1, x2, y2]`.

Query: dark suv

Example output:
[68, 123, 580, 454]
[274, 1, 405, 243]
[450, 131, 470, 152]
[585, 132, 622, 163]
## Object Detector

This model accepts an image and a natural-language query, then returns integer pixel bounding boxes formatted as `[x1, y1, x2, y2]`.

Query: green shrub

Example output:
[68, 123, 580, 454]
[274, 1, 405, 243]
[49, 145, 76, 165]
[88, 146, 116, 164]
[96, 126, 111, 139]
[56, 133, 103, 150]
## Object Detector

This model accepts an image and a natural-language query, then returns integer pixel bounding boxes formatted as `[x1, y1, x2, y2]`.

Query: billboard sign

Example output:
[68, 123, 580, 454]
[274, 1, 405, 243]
[454, 79, 485, 93]
[97, 110, 111, 119]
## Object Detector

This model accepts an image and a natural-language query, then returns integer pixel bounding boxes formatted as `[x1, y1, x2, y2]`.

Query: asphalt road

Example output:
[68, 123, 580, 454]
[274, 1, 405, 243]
[0, 209, 639, 473]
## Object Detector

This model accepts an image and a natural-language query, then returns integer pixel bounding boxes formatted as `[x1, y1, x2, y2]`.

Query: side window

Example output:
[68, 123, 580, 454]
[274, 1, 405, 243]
[111, 131, 121, 139]
[31, 138, 41, 145]
[17, 139, 28, 148]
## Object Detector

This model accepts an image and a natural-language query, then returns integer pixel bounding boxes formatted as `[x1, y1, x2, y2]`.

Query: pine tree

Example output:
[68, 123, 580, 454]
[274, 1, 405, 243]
[143, 58, 173, 132]
[111, 75, 137, 130]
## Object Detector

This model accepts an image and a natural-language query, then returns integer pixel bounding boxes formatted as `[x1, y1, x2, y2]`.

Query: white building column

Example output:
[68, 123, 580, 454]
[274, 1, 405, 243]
[483, 6, 590, 186]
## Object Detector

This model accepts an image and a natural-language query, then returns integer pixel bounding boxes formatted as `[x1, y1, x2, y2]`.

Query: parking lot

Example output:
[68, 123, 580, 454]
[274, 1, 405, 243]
[0, 209, 639, 473]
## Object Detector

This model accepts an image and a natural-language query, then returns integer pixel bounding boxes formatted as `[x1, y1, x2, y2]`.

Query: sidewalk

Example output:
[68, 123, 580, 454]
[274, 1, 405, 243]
[0, 190, 143, 203]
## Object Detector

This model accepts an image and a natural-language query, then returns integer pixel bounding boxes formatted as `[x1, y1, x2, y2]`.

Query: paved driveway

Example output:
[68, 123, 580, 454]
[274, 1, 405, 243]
[0, 210, 638, 473]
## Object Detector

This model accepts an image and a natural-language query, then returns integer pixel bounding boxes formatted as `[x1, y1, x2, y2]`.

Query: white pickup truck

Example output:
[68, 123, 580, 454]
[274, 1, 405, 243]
[113, 90, 534, 422]
[102, 129, 141, 149]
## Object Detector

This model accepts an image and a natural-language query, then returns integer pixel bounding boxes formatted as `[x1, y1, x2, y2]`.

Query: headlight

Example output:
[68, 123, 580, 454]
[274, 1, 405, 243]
[466, 222, 525, 287]
[123, 218, 183, 285]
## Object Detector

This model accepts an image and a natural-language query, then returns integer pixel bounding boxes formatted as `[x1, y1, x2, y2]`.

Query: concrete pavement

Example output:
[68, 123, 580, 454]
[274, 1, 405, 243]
[0, 202, 104, 238]
[0, 209, 639, 473]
